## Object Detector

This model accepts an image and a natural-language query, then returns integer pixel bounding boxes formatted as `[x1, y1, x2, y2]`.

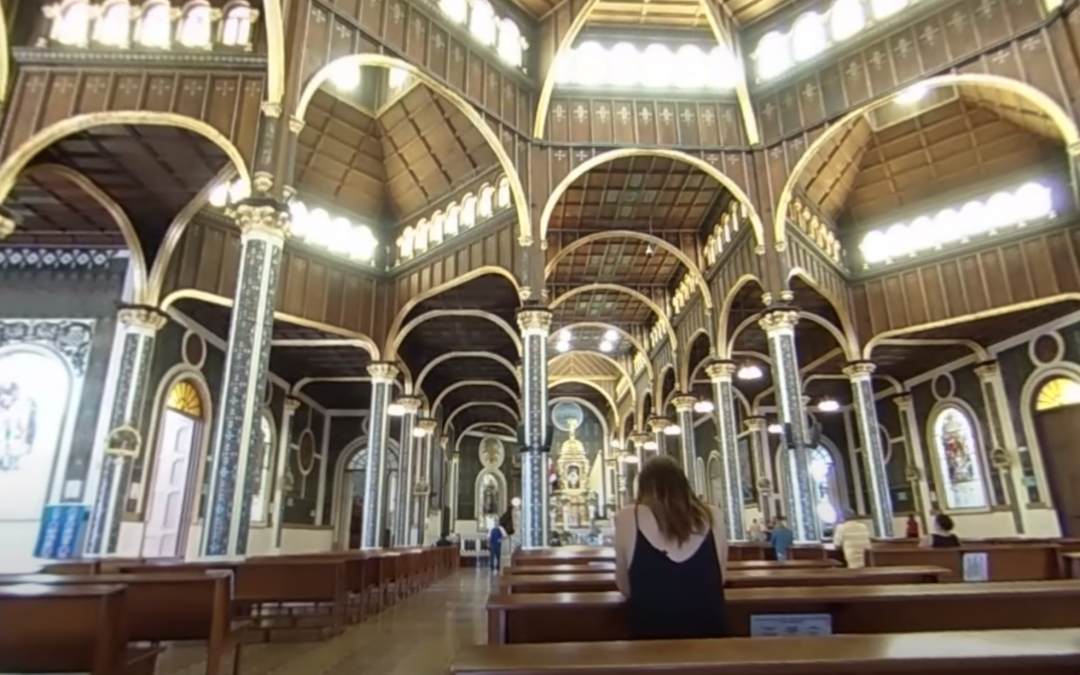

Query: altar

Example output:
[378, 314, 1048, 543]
[549, 402, 599, 532]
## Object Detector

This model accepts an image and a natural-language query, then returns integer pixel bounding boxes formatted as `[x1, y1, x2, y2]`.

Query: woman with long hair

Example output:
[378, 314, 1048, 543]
[614, 454, 729, 639]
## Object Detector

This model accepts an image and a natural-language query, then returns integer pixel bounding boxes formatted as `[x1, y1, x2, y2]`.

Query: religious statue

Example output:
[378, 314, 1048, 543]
[479, 436, 504, 469]
[481, 473, 499, 515]
[939, 412, 975, 484]
[0, 381, 37, 472]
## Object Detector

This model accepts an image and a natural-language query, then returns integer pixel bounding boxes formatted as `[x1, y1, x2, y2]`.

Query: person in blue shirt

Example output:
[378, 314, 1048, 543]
[770, 516, 795, 561]
[489, 523, 507, 571]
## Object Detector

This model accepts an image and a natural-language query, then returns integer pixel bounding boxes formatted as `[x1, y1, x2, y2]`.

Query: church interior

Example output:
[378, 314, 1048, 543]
[3, 0, 1080, 672]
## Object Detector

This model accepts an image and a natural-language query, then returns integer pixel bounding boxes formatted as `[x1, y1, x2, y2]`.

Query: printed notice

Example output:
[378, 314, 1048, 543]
[750, 613, 833, 638]
[962, 552, 989, 582]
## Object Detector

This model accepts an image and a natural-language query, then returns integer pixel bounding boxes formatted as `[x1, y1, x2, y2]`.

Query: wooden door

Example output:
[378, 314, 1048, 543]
[143, 412, 198, 557]
[1035, 404, 1080, 536]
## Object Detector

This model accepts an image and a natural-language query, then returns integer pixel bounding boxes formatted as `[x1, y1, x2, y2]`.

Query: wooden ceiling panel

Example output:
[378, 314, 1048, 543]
[962, 84, 1061, 141]
[5, 167, 123, 247]
[547, 235, 684, 289]
[799, 119, 872, 221]
[550, 286, 656, 325]
[511, 0, 560, 18]
[586, 0, 710, 29]
[549, 324, 636, 357]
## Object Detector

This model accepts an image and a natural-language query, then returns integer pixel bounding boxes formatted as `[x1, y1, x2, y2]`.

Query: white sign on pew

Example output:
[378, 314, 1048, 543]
[962, 552, 989, 582]
[750, 613, 832, 637]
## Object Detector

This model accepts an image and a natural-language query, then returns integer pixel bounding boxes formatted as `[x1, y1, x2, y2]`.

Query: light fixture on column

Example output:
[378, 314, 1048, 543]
[412, 424, 429, 438]
[817, 398, 840, 412]
[737, 363, 763, 380]
[693, 399, 715, 413]
[643, 439, 658, 451]
[387, 401, 405, 416]
[663, 423, 681, 436]
[621, 453, 640, 464]
[767, 423, 783, 434]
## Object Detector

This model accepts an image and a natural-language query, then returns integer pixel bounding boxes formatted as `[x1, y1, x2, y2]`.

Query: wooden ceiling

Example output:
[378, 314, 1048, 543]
[296, 80, 499, 227]
[551, 380, 614, 418]
[549, 282, 658, 326]
[547, 235, 685, 289]
[519, 0, 793, 27]
[6, 125, 227, 258]
[550, 324, 636, 358]
[798, 84, 1065, 229]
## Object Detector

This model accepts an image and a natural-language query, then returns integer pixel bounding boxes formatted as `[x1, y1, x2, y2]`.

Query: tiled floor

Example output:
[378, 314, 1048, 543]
[160, 569, 496, 675]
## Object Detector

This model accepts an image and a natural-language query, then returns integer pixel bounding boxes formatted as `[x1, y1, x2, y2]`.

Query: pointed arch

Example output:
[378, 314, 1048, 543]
[547, 231, 713, 309]
[550, 283, 677, 349]
[0, 112, 250, 205]
[774, 74, 1080, 247]
[657, 365, 677, 412]
[432, 381, 520, 415]
[414, 351, 519, 392]
[538, 148, 765, 249]
[295, 54, 531, 244]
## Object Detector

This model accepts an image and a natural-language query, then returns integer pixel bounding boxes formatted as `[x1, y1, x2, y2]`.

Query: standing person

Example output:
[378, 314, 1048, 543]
[613, 455, 730, 640]
[770, 516, 794, 561]
[921, 514, 961, 548]
[832, 510, 872, 568]
[905, 514, 920, 539]
[488, 521, 507, 571]
[747, 518, 763, 542]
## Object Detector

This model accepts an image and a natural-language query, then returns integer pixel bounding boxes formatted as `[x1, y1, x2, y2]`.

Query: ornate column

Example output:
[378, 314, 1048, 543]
[447, 447, 460, 530]
[744, 416, 773, 523]
[706, 361, 747, 541]
[359, 362, 398, 549]
[670, 395, 700, 488]
[647, 417, 670, 455]
[629, 431, 651, 499]
[200, 203, 289, 557]
[844, 362, 895, 537]
[517, 306, 552, 549]
[270, 396, 301, 553]
[85, 306, 168, 556]
[392, 397, 422, 546]
[414, 418, 437, 544]
[893, 394, 933, 532]
[759, 309, 820, 542]
[974, 361, 1027, 534]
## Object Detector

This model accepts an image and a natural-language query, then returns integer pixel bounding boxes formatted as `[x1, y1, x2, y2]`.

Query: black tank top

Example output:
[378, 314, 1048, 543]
[931, 533, 961, 548]
[626, 506, 729, 640]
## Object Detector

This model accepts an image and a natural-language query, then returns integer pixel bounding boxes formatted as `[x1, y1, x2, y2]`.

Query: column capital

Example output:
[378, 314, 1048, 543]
[758, 308, 799, 333]
[417, 418, 438, 434]
[705, 360, 738, 382]
[744, 415, 767, 432]
[629, 431, 651, 447]
[647, 416, 671, 433]
[395, 395, 424, 414]
[284, 395, 302, 412]
[118, 305, 168, 333]
[842, 360, 876, 378]
[516, 306, 553, 334]
[1069, 140, 1080, 157]
[0, 211, 15, 239]
[671, 394, 697, 412]
[439, 434, 451, 450]
[892, 393, 913, 409]
[974, 360, 1000, 381]
[367, 361, 400, 382]
[235, 201, 290, 242]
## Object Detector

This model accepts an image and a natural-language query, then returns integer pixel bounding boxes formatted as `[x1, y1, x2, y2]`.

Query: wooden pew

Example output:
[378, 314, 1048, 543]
[1064, 553, 1080, 579]
[486, 580, 1080, 644]
[454, 628, 1080, 675]
[505, 560, 839, 575]
[868, 543, 1063, 581]
[0, 584, 164, 675]
[499, 566, 949, 594]
[0, 572, 243, 675]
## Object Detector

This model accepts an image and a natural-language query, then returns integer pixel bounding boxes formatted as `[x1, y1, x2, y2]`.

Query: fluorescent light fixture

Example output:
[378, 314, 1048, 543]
[560, 330, 573, 342]
[896, 83, 928, 104]
[767, 423, 783, 435]
[387, 402, 405, 417]
[737, 364, 763, 380]
[603, 329, 619, 342]
[412, 426, 428, 438]
[694, 400, 715, 414]
[599, 340, 613, 352]
[818, 399, 840, 412]
[556, 340, 570, 353]
[663, 424, 681, 436]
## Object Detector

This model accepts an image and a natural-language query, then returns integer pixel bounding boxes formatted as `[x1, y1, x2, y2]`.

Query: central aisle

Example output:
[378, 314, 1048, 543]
[159, 569, 495, 675]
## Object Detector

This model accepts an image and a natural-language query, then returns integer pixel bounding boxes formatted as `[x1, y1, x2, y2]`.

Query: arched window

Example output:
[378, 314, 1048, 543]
[641, 44, 674, 88]
[249, 414, 275, 523]
[791, 12, 827, 62]
[398, 227, 415, 260]
[178, 2, 213, 47]
[1035, 378, 1080, 411]
[94, 0, 131, 46]
[496, 18, 522, 67]
[53, 0, 92, 46]
[674, 45, 708, 89]
[429, 212, 445, 245]
[930, 406, 988, 510]
[221, 4, 253, 46]
[445, 206, 461, 237]
[870, 0, 908, 19]
[166, 380, 202, 417]
[478, 185, 495, 218]
[787, 445, 841, 526]
[137, 2, 172, 48]
[574, 41, 608, 86]
[461, 195, 477, 228]
[469, 0, 497, 46]
[439, 0, 468, 24]
[414, 219, 430, 252]
[755, 31, 792, 80]
[708, 47, 738, 89]
[608, 42, 639, 87]
[496, 177, 511, 209]
[830, 0, 866, 41]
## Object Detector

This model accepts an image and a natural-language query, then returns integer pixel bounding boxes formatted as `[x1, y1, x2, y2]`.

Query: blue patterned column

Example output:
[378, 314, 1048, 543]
[270, 396, 301, 553]
[648, 417, 671, 456]
[759, 310, 821, 542]
[392, 397, 422, 546]
[706, 361, 747, 541]
[447, 452, 460, 529]
[85, 306, 168, 556]
[744, 416, 774, 523]
[629, 431, 650, 499]
[974, 361, 1027, 534]
[517, 307, 551, 549]
[201, 203, 288, 557]
[360, 362, 398, 550]
[844, 362, 895, 537]
[413, 418, 437, 544]
[671, 395, 702, 494]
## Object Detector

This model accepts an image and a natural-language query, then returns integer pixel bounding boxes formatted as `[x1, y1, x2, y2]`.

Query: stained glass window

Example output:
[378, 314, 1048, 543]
[178, 2, 213, 47]
[221, 5, 253, 46]
[138, 2, 172, 48]
[1035, 377, 1080, 411]
[166, 380, 203, 418]
[55, 0, 92, 46]
[931, 407, 988, 510]
[788, 446, 840, 525]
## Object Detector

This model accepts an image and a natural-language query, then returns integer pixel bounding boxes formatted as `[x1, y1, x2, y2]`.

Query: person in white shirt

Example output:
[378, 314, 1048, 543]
[832, 510, 872, 568]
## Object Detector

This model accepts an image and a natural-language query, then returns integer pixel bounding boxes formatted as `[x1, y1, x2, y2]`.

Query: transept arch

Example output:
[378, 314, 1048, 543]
[294, 54, 531, 244]
[444, 401, 520, 431]
[550, 283, 677, 350]
[432, 381, 521, 416]
[414, 352, 519, 392]
[774, 73, 1080, 248]
[389, 310, 522, 361]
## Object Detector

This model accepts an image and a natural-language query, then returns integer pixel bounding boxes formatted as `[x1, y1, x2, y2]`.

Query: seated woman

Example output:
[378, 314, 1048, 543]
[613, 455, 729, 640]
[921, 514, 961, 548]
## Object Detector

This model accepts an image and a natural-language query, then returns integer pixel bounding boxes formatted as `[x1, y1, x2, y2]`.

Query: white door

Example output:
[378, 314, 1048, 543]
[143, 411, 198, 557]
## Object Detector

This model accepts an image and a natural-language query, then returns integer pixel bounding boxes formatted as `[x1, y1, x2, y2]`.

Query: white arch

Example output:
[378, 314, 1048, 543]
[454, 422, 517, 456]
[555, 321, 655, 382]
[391, 309, 522, 358]
[432, 380, 521, 416]
[925, 399, 994, 511]
[414, 351, 519, 392]
[773, 434, 851, 520]
[550, 283, 678, 350]
[444, 401, 520, 431]
[474, 467, 509, 521]
[1016, 363, 1080, 512]
[331, 435, 401, 547]
[549, 378, 620, 418]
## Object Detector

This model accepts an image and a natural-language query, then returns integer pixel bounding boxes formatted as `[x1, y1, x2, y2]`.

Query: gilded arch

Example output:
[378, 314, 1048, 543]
[549, 283, 678, 350]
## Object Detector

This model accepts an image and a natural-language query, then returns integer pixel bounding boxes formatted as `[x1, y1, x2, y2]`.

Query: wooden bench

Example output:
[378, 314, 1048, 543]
[454, 628, 1080, 675]
[486, 580, 1080, 644]
[505, 560, 839, 576]
[499, 566, 949, 594]
[1065, 553, 1080, 579]
[0, 572, 244, 675]
[868, 543, 1063, 581]
[0, 584, 165, 675]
